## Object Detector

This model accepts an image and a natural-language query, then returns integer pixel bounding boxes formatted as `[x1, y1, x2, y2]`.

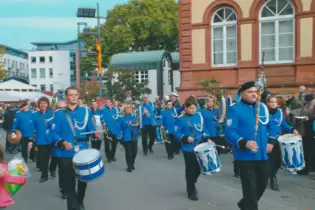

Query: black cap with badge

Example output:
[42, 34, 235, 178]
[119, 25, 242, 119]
[238, 81, 256, 93]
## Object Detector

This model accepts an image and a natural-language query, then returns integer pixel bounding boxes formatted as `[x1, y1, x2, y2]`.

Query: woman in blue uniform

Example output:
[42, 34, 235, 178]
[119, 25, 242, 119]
[267, 95, 298, 191]
[202, 96, 219, 152]
[118, 103, 139, 172]
[174, 96, 212, 201]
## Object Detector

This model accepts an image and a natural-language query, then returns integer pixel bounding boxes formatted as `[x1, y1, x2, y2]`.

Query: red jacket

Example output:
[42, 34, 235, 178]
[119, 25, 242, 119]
[0, 162, 27, 208]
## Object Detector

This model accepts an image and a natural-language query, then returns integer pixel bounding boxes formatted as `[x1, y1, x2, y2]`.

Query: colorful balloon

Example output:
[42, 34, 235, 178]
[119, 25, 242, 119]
[4, 169, 23, 196]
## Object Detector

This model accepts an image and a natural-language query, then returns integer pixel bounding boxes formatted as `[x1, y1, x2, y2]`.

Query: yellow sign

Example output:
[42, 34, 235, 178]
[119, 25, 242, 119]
[96, 40, 102, 75]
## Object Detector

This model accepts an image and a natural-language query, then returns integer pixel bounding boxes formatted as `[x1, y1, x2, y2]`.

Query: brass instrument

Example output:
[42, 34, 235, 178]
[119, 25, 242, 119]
[8, 130, 22, 144]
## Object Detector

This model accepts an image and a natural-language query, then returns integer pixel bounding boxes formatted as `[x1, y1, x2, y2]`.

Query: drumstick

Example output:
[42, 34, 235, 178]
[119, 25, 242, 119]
[216, 145, 225, 149]
[80, 130, 107, 135]
[163, 140, 171, 144]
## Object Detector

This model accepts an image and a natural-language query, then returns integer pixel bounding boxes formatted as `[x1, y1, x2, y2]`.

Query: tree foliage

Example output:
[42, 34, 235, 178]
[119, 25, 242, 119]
[79, 78, 99, 102]
[106, 69, 151, 102]
[197, 78, 223, 102]
[0, 46, 7, 79]
[79, 0, 178, 75]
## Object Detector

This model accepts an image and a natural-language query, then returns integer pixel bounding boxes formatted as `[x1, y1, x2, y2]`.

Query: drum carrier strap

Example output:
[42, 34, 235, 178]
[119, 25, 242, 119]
[64, 110, 79, 146]
[184, 116, 197, 147]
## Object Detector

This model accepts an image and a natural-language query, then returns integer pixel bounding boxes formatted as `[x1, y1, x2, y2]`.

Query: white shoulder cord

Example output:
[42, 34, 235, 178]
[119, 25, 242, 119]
[259, 103, 269, 125]
[194, 112, 204, 132]
[172, 107, 178, 117]
[74, 107, 88, 130]
[277, 108, 283, 126]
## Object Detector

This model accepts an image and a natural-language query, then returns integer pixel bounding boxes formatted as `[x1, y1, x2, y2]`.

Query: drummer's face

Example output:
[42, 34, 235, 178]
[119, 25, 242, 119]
[268, 97, 278, 109]
[241, 87, 258, 103]
[124, 106, 132, 114]
[186, 104, 196, 115]
[39, 101, 48, 112]
[166, 102, 172, 109]
[66, 89, 79, 105]
[91, 102, 97, 110]
[207, 99, 214, 108]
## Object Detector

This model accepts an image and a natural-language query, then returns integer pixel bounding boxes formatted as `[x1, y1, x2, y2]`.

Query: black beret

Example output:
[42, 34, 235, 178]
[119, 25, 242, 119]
[305, 94, 314, 102]
[239, 81, 256, 93]
[20, 103, 27, 108]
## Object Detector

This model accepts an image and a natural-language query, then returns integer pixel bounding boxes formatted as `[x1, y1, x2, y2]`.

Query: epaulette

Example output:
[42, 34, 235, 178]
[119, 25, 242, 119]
[16, 111, 21, 113]
[54, 108, 64, 112]
[230, 103, 236, 107]
[178, 113, 184, 118]
[32, 111, 39, 114]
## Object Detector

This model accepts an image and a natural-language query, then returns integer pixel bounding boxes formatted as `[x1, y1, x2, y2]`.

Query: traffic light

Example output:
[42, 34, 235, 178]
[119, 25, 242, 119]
[96, 39, 102, 75]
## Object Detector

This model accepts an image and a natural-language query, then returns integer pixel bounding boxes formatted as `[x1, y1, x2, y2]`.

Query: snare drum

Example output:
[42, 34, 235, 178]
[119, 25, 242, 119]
[194, 142, 221, 175]
[72, 149, 104, 182]
[278, 134, 305, 173]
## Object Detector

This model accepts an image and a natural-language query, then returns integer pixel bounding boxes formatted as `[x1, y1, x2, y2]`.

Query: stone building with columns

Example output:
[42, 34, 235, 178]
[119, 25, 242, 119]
[178, 0, 315, 100]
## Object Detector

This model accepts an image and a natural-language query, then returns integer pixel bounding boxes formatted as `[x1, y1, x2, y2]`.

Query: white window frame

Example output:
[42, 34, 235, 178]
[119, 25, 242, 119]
[31, 68, 37, 79]
[134, 70, 148, 83]
[259, 0, 295, 64]
[211, 7, 238, 67]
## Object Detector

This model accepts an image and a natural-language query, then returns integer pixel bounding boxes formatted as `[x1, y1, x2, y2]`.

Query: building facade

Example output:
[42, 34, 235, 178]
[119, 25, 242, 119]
[0, 44, 29, 83]
[31, 40, 77, 86]
[28, 50, 71, 93]
[178, 0, 315, 100]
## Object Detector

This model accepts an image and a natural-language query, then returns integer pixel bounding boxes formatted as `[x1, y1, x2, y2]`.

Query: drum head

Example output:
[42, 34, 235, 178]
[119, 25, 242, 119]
[278, 134, 302, 144]
[194, 142, 214, 153]
[73, 149, 100, 164]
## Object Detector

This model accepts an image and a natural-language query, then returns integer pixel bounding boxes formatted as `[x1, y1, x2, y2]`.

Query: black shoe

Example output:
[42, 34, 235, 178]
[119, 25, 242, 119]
[149, 149, 154, 153]
[78, 203, 85, 210]
[61, 193, 67, 199]
[107, 159, 112, 163]
[168, 155, 174, 160]
[297, 168, 309, 175]
[188, 194, 199, 201]
[194, 188, 198, 195]
[50, 171, 56, 178]
[39, 177, 48, 183]
[112, 157, 116, 161]
[174, 151, 180, 155]
[132, 166, 135, 170]
[270, 176, 280, 191]
[127, 168, 132, 172]
[234, 174, 240, 178]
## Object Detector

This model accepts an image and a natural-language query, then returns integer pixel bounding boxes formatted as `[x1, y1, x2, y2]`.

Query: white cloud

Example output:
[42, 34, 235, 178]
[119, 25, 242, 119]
[0, 17, 101, 29]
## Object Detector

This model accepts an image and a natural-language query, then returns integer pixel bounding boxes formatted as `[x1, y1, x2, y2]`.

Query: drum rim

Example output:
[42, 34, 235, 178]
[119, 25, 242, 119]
[72, 148, 102, 165]
[194, 142, 215, 153]
[76, 165, 105, 182]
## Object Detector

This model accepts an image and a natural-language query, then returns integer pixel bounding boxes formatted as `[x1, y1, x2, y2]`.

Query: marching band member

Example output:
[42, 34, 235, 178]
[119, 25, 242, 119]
[118, 103, 139, 172]
[161, 100, 179, 159]
[225, 81, 274, 210]
[11, 103, 34, 162]
[101, 98, 120, 163]
[170, 92, 180, 109]
[141, 94, 157, 155]
[32, 97, 54, 183]
[267, 95, 298, 191]
[51, 87, 100, 210]
[90, 100, 103, 150]
[174, 96, 212, 201]
[202, 95, 219, 150]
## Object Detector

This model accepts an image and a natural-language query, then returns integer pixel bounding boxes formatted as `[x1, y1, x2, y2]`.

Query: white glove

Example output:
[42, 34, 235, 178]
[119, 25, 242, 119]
[11, 133, 16, 139]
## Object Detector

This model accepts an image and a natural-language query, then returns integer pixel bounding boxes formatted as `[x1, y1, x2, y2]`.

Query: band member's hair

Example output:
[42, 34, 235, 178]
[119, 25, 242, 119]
[121, 103, 133, 115]
[267, 95, 277, 103]
[37, 96, 50, 107]
[0, 144, 4, 162]
[207, 94, 217, 103]
[165, 100, 173, 105]
[78, 97, 83, 100]
[65, 87, 78, 96]
[184, 96, 197, 108]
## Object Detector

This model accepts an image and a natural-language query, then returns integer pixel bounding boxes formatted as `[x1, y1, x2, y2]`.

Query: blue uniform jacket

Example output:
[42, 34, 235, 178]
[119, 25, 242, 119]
[202, 108, 219, 137]
[32, 109, 54, 145]
[174, 113, 210, 152]
[51, 106, 95, 158]
[225, 101, 274, 161]
[12, 110, 34, 138]
[141, 102, 157, 126]
[267, 108, 292, 139]
[101, 106, 121, 136]
[161, 108, 178, 134]
[118, 114, 139, 142]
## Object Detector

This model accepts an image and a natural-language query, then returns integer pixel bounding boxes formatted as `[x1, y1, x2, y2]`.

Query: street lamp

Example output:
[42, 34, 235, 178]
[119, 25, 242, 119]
[76, 3, 104, 97]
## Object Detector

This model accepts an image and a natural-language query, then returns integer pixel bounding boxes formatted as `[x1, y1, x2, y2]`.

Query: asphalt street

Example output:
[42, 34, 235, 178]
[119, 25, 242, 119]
[1, 129, 315, 210]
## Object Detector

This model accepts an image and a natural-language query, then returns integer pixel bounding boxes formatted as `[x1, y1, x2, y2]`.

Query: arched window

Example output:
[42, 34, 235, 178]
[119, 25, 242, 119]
[259, 0, 294, 63]
[211, 7, 237, 66]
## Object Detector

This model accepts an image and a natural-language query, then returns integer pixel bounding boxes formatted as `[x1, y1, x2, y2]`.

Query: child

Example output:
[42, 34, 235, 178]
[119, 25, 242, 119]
[267, 95, 298, 191]
[0, 144, 27, 209]
[174, 96, 212, 201]
[118, 103, 139, 172]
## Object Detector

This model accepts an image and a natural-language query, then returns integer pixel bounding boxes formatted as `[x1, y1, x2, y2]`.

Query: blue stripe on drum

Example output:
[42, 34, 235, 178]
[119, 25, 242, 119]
[78, 166, 105, 182]
[74, 156, 102, 170]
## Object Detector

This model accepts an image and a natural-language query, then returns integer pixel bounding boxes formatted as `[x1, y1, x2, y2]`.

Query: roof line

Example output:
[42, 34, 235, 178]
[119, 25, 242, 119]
[31, 39, 78, 46]
[0, 44, 28, 56]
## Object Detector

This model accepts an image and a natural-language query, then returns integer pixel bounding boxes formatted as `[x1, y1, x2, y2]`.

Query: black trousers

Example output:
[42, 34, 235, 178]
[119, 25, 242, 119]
[183, 151, 201, 197]
[91, 139, 102, 150]
[164, 134, 176, 157]
[302, 136, 315, 171]
[104, 133, 118, 160]
[171, 133, 181, 153]
[123, 141, 138, 169]
[21, 137, 32, 163]
[29, 142, 37, 161]
[141, 125, 156, 153]
[237, 160, 269, 210]
[58, 158, 87, 209]
[268, 141, 281, 177]
[37, 144, 52, 179]
[49, 155, 58, 173]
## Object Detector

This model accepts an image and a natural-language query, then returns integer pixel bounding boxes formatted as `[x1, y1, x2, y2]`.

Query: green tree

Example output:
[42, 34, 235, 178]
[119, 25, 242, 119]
[106, 69, 151, 102]
[197, 78, 223, 102]
[0, 46, 7, 79]
[80, 0, 178, 75]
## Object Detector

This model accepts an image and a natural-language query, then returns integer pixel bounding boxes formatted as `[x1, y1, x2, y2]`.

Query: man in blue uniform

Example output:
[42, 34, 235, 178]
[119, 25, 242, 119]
[90, 100, 103, 150]
[11, 103, 34, 162]
[225, 81, 275, 210]
[51, 87, 100, 210]
[141, 94, 157, 155]
[33, 97, 54, 183]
